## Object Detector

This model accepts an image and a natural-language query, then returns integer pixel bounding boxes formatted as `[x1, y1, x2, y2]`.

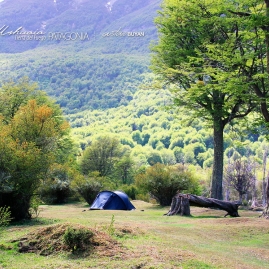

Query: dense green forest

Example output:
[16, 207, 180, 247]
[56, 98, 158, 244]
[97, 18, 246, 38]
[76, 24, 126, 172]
[0, 49, 150, 113]
[69, 86, 268, 204]
[69, 87, 266, 170]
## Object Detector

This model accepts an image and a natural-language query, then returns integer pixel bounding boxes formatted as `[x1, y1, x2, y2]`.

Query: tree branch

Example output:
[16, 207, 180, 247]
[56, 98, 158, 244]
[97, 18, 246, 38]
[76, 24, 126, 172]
[228, 10, 251, 17]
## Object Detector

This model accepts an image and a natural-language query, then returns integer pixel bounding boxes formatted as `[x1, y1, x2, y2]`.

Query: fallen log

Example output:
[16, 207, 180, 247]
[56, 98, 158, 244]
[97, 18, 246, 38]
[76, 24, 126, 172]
[165, 193, 241, 217]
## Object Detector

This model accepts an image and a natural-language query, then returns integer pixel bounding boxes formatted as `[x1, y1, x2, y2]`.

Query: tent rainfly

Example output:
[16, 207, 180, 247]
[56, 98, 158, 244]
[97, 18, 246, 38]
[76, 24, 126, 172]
[90, 190, 135, 210]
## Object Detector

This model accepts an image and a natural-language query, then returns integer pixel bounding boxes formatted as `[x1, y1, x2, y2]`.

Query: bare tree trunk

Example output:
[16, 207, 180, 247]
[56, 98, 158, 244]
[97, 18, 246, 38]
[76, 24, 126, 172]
[260, 173, 269, 218]
[251, 172, 258, 208]
[224, 152, 232, 201]
[266, 175, 269, 212]
[225, 187, 230, 201]
[239, 193, 243, 204]
[165, 193, 240, 217]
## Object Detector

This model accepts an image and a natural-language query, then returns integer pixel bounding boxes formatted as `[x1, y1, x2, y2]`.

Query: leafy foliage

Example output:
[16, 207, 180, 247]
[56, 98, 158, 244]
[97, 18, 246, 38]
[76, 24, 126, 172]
[71, 172, 104, 205]
[135, 163, 200, 206]
[80, 136, 123, 177]
[150, 0, 269, 199]
[0, 206, 12, 235]
[63, 226, 94, 253]
[0, 80, 74, 220]
[38, 164, 73, 204]
[0, 53, 150, 113]
[70, 88, 266, 175]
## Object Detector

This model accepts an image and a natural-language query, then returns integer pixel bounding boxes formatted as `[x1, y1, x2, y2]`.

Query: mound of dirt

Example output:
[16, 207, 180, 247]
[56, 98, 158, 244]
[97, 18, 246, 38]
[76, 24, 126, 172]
[12, 223, 125, 257]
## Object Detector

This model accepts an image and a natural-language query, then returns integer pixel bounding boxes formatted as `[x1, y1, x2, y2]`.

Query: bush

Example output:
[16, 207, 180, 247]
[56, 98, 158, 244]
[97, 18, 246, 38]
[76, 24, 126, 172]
[135, 163, 200, 206]
[39, 164, 73, 204]
[119, 184, 137, 200]
[71, 172, 109, 205]
[63, 227, 94, 253]
[136, 193, 150, 202]
[39, 179, 71, 204]
[29, 196, 42, 218]
[74, 178, 103, 205]
[0, 206, 12, 235]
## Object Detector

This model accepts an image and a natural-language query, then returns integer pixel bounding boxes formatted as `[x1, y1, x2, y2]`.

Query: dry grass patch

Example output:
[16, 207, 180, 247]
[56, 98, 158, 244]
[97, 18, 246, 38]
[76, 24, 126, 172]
[1, 202, 269, 269]
[11, 223, 125, 257]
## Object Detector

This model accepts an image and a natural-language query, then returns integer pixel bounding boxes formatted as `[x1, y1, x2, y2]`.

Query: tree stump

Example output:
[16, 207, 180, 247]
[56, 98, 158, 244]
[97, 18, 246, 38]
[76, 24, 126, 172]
[165, 193, 241, 217]
[165, 194, 191, 216]
[260, 205, 269, 219]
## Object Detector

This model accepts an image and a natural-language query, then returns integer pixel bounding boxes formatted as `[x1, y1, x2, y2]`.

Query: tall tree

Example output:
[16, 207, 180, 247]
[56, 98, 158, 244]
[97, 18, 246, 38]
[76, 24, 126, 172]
[80, 136, 122, 177]
[223, 0, 269, 213]
[0, 81, 72, 220]
[151, 0, 257, 199]
[246, 0, 269, 215]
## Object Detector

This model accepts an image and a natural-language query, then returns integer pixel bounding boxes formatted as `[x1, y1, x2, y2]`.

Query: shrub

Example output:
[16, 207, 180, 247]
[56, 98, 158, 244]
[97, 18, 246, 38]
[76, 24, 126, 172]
[29, 196, 42, 218]
[135, 163, 200, 206]
[39, 179, 71, 204]
[39, 164, 73, 204]
[136, 193, 150, 202]
[71, 172, 108, 205]
[119, 184, 137, 200]
[63, 227, 94, 253]
[107, 215, 115, 236]
[0, 206, 12, 235]
[75, 178, 103, 205]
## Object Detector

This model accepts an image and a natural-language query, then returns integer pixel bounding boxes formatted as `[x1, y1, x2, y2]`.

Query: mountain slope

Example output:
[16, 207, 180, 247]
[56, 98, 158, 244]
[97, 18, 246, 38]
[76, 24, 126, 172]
[0, 0, 161, 113]
[0, 0, 160, 53]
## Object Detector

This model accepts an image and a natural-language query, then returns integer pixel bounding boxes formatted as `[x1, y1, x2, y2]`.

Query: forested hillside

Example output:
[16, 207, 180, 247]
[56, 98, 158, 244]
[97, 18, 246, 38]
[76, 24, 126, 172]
[0, 0, 161, 112]
[0, 0, 160, 53]
[69, 88, 266, 173]
[0, 49, 150, 113]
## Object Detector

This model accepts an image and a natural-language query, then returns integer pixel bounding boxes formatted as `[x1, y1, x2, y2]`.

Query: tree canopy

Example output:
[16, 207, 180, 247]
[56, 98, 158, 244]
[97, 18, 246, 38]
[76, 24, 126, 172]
[0, 79, 74, 220]
[151, 0, 269, 199]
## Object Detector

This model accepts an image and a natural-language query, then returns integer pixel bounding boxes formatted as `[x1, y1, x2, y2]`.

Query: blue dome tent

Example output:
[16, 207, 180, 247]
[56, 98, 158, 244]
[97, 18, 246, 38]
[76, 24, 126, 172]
[90, 190, 135, 210]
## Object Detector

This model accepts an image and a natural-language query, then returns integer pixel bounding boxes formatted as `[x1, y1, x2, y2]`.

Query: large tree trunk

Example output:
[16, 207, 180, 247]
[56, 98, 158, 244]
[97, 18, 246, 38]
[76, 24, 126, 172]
[165, 193, 240, 217]
[211, 117, 224, 200]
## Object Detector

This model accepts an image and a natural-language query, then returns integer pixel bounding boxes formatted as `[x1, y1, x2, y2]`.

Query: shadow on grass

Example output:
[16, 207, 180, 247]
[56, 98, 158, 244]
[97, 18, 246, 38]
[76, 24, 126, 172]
[66, 250, 92, 260]
[164, 214, 222, 219]
[10, 217, 60, 227]
[191, 215, 223, 219]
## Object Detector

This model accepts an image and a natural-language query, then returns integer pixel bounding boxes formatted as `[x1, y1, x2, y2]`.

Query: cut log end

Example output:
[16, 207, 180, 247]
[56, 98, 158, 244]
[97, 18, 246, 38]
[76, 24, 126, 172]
[259, 206, 269, 219]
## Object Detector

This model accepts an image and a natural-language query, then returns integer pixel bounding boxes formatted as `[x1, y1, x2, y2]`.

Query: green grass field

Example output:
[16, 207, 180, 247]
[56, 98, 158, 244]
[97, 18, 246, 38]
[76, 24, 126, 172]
[1, 201, 269, 269]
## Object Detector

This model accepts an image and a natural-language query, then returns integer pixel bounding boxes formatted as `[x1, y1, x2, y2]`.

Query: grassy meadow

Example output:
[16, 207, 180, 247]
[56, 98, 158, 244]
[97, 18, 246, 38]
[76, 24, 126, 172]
[1, 201, 269, 269]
